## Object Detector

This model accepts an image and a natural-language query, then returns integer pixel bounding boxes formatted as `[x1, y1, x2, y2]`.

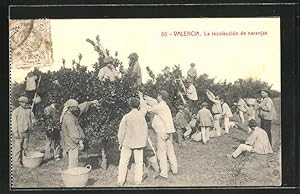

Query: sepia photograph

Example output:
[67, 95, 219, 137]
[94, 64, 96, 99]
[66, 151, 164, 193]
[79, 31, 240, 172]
[9, 17, 281, 188]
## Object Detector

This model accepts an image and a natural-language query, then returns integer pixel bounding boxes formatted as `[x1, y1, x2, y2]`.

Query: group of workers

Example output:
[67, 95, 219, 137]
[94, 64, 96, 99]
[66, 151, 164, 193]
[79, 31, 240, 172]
[11, 54, 277, 186]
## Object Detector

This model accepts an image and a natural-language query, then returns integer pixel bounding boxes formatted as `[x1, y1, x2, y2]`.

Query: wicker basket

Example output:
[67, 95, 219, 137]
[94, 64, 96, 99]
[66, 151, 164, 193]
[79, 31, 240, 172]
[22, 151, 44, 168]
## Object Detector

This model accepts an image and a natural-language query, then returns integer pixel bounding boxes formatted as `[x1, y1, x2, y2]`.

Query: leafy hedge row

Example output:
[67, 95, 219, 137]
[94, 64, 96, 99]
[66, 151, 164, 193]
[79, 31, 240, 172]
[11, 35, 280, 151]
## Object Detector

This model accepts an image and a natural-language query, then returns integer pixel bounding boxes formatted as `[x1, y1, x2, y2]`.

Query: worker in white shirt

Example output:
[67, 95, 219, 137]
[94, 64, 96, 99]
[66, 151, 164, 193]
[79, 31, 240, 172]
[233, 97, 249, 123]
[186, 79, 198, 115]
[141, 90, 178, 180]
[228, 119, 273, 158]
[187, 63, 197, 81]
[98, 56, 119, 81]
[206, 89, 222, 137]
[220, 99, 233, 134]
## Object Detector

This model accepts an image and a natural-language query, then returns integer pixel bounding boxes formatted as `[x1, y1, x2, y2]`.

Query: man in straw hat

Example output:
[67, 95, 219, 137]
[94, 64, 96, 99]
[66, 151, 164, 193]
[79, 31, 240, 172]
[127, 52, 142, 86]
[11, 96, 35, 167]
[140, 90, 178, 180]
[206, 89, 223, 137]
[117, 96, 148, 186]
[187, 63, 197, 81]
[197, 102, 213, 144]
[257, 87, 276, 146]
[60, 99, 85, 168]
[98, 56, 119, 81]
[228, 119, 273, 158]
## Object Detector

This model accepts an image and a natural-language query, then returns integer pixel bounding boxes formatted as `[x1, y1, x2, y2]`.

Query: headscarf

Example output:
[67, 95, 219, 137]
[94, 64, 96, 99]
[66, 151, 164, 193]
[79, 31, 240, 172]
[59, 99, 79, 123]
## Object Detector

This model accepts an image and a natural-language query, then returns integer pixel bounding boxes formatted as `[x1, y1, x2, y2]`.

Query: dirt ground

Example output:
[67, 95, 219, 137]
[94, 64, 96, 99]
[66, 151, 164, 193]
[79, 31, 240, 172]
[11, 98, 281, 188]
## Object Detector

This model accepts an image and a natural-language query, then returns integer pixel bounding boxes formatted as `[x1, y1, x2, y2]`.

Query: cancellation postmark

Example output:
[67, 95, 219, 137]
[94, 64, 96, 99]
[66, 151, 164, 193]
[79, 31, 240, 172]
[9, 19, 53, 68]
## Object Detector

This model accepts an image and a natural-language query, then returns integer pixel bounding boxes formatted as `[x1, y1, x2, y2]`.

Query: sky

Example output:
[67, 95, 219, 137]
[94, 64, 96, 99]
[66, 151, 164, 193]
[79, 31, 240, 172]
[11, 18, 281, 91]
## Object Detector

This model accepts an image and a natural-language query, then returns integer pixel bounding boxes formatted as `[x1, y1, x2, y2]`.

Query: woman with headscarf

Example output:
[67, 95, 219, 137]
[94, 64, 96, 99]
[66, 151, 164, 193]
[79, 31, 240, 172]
[60, 99, 85, 168]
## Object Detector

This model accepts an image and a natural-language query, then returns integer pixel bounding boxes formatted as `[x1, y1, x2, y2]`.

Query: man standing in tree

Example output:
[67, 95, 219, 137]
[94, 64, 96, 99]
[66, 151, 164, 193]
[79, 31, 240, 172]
[187, 63, 197, 81]
[127, 52, 142, 86]
[11, 96, 35, 167]
[257, 88, 276, 146]
[98, 56, 119, 81]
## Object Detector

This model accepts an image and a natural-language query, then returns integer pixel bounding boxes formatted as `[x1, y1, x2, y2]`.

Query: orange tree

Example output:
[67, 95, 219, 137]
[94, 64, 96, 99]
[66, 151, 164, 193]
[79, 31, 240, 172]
[11, 35, 280, 169]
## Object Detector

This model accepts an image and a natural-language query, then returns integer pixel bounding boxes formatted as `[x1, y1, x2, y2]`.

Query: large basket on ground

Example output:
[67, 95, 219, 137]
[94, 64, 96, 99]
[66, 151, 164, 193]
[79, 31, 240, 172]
[22, 151, 44, 168]
[60, 165, 92, 187]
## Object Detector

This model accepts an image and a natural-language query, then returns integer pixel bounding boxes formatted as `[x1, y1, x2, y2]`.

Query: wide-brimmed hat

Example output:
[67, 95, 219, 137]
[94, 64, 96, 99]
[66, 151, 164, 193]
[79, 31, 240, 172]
[248, 119, 258, 127]
[201, 102, 209, 107]
[178, 105, 184, 110]
[128, 52, 138, 59]
[18, 96, 29, 103]
[159, 90, 169, 100]
[190, 63, 195, 67]
[104, 56, 114, 64]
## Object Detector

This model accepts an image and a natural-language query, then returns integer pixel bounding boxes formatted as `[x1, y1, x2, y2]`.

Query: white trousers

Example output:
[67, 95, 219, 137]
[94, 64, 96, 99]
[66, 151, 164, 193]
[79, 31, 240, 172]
[157, 134, 178, 178]
[239, 111, 245, 123]
[68, 145, 79, 168]
[213, 114, 222, 136]
[200, 127, 210, 143]
[117, 146, 143, 185]
[232, 144, 253, 158]
[224, 117, 230, 134]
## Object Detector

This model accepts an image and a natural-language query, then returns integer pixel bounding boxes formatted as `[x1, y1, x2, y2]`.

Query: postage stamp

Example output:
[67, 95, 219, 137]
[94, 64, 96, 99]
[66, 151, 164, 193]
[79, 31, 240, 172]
[9, 19, 53, 68]
[9, 17, 282, 189]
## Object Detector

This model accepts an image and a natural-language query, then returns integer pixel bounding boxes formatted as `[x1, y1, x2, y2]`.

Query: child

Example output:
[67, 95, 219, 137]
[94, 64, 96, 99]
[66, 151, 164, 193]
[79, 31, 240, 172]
[175, 105, 193, 143]
[197, 102, 213, 144]
[117, 97, 148, 186]
[175, 105, 187, 145]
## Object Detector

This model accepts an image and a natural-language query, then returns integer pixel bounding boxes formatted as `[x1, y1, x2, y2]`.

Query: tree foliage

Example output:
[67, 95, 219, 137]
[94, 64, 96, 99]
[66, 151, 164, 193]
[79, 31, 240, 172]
[11, 35, 280, 152]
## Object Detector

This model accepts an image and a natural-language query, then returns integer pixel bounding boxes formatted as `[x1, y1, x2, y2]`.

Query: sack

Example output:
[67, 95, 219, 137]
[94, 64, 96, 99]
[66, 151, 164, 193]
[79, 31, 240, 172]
[246, 98, 256, 106]
[189, 118, 197, 128]
[191, 130, 202, 142]
[33, 95, 41, 104]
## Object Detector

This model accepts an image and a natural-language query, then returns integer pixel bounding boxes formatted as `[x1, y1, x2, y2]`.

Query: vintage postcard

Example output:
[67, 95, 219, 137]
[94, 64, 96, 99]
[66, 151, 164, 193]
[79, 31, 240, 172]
[10, 18, 281, 188]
